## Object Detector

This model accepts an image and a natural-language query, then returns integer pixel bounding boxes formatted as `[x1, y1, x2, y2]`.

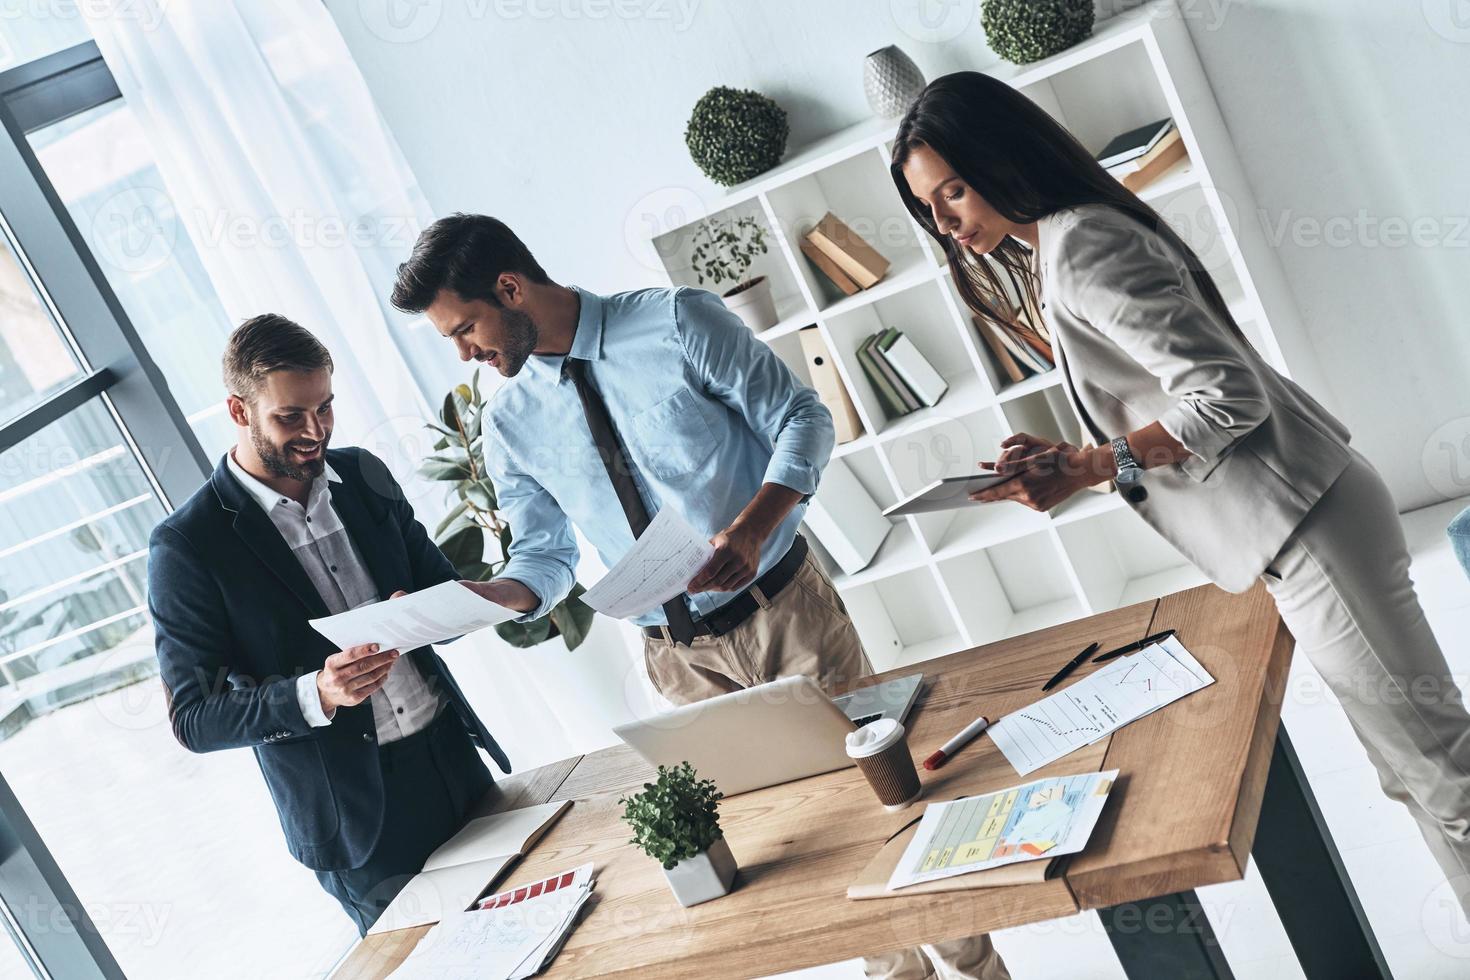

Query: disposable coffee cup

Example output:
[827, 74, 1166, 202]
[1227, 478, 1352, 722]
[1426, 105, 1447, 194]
[845, 718, 922, 812]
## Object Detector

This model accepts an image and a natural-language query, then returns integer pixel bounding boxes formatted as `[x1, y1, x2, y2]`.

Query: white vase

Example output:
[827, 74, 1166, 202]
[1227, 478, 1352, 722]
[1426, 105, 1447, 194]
[663, 835, 738, 907]
[722, 275, 779, 332]
[863, 45, 925, 119]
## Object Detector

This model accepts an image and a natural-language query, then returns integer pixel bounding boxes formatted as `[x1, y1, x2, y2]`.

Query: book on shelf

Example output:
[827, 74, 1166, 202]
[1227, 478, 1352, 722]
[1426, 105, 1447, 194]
[971, 315, 1055, 384]
[856, 334, 917, 419]
[799, 238, 862, 297]
[1096, 117, 1175, 170]
[797, 326, 865, 443]
[805, 212, 890, 289]
[1120, 128, 1187, 193]
[877, 328, 948, 408]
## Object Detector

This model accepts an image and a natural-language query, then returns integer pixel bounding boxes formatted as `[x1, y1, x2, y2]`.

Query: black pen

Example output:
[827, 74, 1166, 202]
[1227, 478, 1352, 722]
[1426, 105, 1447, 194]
[1093, 628, 1178, 664]
[1042, 642, 1099, 692]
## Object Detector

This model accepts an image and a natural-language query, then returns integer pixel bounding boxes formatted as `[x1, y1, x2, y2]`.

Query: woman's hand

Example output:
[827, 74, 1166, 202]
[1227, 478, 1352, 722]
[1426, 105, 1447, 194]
[972, 435, 1115, 512]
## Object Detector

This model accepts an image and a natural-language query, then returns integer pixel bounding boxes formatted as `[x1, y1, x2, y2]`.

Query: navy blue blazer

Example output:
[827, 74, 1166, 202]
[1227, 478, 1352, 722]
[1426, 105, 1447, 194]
[147, 447, 511, 871]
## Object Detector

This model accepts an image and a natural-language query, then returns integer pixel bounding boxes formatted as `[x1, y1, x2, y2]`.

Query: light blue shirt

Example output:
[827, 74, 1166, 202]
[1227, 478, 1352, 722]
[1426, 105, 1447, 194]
[483, 286, 835, 627]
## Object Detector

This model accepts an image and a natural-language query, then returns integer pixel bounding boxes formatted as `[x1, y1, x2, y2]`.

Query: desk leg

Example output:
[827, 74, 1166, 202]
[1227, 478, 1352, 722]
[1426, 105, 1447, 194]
[1251, 724, 1393, 978]
[1098, 889, 1234, 979]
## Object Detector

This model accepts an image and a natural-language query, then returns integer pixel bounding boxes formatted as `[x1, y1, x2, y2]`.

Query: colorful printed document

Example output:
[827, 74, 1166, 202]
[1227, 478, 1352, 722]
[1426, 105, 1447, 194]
[887, 771, 1118, 890]
[388, 864, 595, 980]
[988, 636, 1214, 775]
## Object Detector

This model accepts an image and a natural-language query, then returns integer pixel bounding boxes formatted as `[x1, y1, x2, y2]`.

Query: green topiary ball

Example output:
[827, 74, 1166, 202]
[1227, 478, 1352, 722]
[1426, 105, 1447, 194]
[685, 86, 789, 187]
[981, 0, 1095, 65]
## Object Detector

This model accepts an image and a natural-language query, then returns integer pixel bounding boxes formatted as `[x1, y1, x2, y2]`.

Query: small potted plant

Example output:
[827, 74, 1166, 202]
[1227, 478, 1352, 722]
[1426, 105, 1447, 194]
[688, 214, 778, 332]
[684, 85, 788, 187]
[981, 0, 1095, 65]
[619, 762, 737, 907]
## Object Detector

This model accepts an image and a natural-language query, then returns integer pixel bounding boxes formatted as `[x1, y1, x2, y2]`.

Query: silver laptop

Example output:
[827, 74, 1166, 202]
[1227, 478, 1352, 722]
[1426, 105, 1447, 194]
[612, 673, 923, 796]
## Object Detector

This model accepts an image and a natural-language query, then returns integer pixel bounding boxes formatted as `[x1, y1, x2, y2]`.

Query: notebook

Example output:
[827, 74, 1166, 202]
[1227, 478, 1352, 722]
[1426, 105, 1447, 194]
[368, 799, 572, 934]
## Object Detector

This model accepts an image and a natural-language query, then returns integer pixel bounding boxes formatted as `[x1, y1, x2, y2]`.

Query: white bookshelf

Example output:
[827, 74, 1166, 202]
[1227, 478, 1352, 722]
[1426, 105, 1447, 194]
[644, 0, 1320, 671]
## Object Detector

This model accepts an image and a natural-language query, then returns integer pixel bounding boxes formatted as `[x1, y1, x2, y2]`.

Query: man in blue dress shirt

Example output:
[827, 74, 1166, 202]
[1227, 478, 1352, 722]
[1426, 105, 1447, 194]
[389, 214, 1009, 980]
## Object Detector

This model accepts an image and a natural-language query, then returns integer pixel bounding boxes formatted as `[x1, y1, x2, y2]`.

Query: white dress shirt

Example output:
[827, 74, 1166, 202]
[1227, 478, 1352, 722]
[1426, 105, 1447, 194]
[226, 450, 444, 743]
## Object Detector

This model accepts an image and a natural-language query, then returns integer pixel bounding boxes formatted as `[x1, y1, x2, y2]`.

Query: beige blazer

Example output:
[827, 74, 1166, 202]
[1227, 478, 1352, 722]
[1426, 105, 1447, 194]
[1035, 203, 1352, 593]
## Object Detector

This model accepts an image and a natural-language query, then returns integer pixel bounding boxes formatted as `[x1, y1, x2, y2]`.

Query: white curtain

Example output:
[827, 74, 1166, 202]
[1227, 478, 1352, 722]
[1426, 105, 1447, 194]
[83, 0, 663, 771]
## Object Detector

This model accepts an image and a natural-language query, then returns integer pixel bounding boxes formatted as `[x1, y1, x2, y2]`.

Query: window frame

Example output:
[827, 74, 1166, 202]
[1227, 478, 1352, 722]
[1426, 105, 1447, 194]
[0, 39, 213, 980]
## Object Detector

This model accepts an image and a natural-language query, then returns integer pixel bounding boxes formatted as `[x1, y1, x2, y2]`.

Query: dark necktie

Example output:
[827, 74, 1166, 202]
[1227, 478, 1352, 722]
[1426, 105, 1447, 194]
[566, 358, 698, 645]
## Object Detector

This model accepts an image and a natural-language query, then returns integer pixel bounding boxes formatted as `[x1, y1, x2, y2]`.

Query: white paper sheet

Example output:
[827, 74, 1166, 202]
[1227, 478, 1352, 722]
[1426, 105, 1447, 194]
[388, 864, 595, 980]
[581, 508, 714, 620]
[887, 770, 1118, 890]
[308, 580, 519, 651]
[368, 856, 517, 935]
[988, 636, 1214, 775]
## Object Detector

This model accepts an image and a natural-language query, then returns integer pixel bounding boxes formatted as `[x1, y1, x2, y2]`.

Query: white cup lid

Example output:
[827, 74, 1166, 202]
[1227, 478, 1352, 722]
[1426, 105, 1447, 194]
[845, 717, 904, 758]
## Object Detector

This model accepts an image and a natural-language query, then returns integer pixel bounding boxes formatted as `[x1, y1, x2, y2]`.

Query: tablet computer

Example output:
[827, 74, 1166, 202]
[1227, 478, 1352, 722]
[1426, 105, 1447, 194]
[882, 473, 1017, 517]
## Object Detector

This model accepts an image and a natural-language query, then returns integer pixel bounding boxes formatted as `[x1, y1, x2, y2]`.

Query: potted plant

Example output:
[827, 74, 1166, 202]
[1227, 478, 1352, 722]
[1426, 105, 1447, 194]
[980, 0, 1095, 65]
[684, 86, 788, 188]
[688, 214, 778, 332]
[420, 370, 596, 650]
[620, 762, 737, 907]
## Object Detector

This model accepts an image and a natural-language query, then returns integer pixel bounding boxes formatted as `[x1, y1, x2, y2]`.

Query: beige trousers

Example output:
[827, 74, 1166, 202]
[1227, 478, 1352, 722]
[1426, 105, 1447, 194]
[1263, 449, 1470, 916]
[643, 549, 1010, 980]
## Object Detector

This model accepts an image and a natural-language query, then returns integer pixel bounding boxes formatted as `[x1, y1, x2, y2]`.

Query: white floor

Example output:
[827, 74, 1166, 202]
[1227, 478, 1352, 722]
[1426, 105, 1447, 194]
[772, 495, 1470, 980]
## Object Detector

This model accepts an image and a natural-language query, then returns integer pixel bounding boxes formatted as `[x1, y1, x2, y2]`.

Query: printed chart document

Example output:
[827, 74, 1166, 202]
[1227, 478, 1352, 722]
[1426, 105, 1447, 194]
[989, 636, 1214, 775]
[388, 863, 595, 980]
[309, 580, 519, 652]
[888, 770, 1118, 890]
[581, 508, 714, 619]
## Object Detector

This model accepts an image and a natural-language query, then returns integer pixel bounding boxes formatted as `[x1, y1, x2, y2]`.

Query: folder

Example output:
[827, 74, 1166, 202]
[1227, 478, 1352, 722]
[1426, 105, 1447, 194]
[798, 327, 864, 443]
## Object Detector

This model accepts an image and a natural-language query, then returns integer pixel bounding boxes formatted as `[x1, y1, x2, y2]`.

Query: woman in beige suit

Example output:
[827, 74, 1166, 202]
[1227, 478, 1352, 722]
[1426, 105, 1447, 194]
[888, 71, 1470, 929]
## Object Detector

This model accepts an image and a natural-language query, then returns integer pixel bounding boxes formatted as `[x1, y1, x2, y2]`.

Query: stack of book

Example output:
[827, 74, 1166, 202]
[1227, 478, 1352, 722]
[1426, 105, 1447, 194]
[856, 327, 948, 420]
[972, 310, 1055, 385]
[800, 212, 891, 297]
[1097, 117, 1187, 193]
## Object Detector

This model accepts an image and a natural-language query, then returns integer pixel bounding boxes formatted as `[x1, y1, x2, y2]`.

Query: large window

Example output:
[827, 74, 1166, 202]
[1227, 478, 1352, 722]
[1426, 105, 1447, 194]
[0, 28, 356, 980]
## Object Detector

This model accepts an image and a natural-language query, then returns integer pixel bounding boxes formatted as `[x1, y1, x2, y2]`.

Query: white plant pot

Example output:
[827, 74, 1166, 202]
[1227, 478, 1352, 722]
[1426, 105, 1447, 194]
[721, 276, 779, 332]
[663, 835, 738, 907]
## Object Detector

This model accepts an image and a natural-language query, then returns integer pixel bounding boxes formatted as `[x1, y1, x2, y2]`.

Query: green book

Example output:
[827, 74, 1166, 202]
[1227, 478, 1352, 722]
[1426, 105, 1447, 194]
[875, 328, 923, 409]
[856, 334, 911, 420]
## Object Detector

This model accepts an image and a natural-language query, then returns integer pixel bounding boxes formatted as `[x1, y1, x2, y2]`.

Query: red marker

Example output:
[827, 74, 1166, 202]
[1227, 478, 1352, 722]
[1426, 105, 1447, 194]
[922, 715, 991, 770]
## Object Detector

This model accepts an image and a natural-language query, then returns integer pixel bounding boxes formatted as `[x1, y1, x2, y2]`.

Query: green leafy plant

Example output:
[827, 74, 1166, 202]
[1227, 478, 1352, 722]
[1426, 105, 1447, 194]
[980, 0, 1094, 65]
[688, 215, 769, 295]
[619, 762, 725, 870]
[420, 370, 596, 649]
[684, 86, 788, 187]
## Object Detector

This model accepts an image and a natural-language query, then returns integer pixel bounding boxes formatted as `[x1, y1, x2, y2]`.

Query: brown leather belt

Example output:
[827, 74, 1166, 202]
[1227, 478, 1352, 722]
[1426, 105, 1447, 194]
[642, 534, 809, 643]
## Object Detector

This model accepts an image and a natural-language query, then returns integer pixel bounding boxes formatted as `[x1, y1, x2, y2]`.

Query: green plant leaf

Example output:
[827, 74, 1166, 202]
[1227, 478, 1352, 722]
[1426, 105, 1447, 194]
[438, 524, 484, 573]
[548, 584, 595, 651]
[495, 614, 554, 648]
[433, 499, 470, 537]
[418, 456, 473, 482]
[463, 479, 497, 512]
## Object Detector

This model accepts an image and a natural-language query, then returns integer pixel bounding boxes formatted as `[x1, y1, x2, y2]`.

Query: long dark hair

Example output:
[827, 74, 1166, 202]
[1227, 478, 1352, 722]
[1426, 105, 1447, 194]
[890, 71, 1244, 343]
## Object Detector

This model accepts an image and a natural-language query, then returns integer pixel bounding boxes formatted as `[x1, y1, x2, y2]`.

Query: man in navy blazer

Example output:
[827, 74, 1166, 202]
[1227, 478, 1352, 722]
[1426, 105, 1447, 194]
[148, 314, 510, 934]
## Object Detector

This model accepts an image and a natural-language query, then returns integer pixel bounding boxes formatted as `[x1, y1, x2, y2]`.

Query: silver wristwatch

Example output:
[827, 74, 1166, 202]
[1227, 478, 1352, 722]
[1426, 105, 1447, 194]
[1110, 435, 1144, 487]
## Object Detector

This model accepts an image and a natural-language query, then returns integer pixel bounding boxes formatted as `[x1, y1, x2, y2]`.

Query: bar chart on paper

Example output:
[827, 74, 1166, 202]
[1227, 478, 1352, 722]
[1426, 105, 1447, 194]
[988, 637, 1214, 775]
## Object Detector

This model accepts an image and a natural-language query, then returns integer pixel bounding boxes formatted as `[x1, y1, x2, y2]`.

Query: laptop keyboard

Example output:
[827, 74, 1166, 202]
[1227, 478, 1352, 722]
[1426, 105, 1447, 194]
[852, 712, 883, 728]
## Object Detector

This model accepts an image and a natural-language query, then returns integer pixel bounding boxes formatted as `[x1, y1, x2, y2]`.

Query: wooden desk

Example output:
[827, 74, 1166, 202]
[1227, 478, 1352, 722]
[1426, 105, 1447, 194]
[334, 584, 1389, 980]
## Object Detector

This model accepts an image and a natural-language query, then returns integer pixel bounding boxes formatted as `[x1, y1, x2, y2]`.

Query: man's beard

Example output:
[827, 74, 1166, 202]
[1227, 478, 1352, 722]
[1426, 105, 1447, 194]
[251, 421, 329, 482]
[495, 308, 539, 377]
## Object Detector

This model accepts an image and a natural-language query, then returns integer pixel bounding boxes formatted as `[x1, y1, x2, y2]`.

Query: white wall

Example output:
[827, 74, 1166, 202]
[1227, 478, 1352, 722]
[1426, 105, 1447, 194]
[330, 0, 1470, 512]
